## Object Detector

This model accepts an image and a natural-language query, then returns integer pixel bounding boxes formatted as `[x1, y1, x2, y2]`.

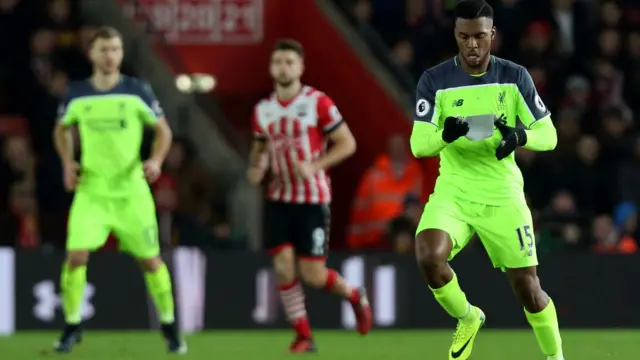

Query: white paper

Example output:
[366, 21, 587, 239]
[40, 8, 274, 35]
[464, 114, 495, 141]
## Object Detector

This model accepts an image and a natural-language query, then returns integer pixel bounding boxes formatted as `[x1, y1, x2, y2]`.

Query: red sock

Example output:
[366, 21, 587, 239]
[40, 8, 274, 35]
[323, 269, 338, 291]
[324, 269, 360, 304]
[279, 280, 311, 338]
[348, 288, 360, 305]
[292, 317, 312, 339]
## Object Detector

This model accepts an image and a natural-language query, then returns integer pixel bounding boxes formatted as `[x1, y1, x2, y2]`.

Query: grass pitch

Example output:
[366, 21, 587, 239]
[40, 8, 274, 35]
[0, 329, 633, 359]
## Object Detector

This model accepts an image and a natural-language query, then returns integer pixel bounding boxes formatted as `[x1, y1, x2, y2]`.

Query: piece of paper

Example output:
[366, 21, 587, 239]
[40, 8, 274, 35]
[464, 114, 495, 141]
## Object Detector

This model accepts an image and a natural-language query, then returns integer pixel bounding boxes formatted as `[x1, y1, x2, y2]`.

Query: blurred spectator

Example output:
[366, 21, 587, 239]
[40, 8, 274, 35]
[1, 135, 35, 220]
[591, 59, 626, 111]
[347, 134, 423, 250]
[164, 138, 216, 223]
[493, 0, 525, 60]
[591, 214, 637, 254]
[597, 28, 622, 65]
[552, 107, 581, 160]
[390, 39, 417, 78]
[516, 148, 553, 211]
[9, 181, 39, 249]
[623, 30, 640, 115]
[60, 25, 94, 80]
[353, 0, 373, 24]
[536, 190, 585, 253]
[27, 70, 67, 156]
[613, 202, 638, 240]
[598, 106, 631, 165]
[44, 0, 79, 46]
[616, 136, 640, 205]
[28, 28, 58, 89]
[559, 135, 610, 215]
[386, 194, 422, 253]
[0, 136, 35, 193]
[599, 1, 622, 29]
[161, 138, 232, 248]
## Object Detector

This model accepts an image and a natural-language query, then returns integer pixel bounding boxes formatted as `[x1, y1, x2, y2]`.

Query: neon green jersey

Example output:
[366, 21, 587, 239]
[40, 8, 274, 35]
[411, 56, 557, 205]
[58, 76, 163, 197]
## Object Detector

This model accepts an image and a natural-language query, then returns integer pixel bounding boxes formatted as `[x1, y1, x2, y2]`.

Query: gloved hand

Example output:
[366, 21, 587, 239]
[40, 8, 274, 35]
[442, 116, 469, 143]
[494, 118, 527, 160]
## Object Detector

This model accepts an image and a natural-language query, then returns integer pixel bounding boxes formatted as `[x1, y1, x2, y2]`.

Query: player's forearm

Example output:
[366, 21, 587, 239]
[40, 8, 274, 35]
[249, 139, 269, 171]
[150, 119, 173, 163]
[53, 124, 74, 164]
[410, 121, 448, 158]
[249, 143, 265, 166]
[523, 117, 557, 152]
[313, 136, 356, 170]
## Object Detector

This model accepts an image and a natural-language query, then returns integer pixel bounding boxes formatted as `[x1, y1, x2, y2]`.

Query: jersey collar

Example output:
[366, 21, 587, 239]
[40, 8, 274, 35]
[454, 54, 496, 73]
[276, 85, 309, 108]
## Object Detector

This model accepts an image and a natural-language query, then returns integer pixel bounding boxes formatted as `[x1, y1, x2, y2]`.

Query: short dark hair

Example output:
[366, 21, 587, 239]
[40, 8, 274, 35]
[273, 38, 304, 58]
[89, 26, 122, 47]
[454, 0, 494, 20]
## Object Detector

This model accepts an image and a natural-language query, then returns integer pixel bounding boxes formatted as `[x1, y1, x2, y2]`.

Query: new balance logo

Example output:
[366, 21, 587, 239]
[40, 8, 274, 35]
[452, 99, 464, 107]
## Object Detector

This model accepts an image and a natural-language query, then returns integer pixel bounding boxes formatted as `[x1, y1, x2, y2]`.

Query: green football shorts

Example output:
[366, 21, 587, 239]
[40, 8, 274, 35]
[417, 193, 538, 270]
[66, 190, 159, 259]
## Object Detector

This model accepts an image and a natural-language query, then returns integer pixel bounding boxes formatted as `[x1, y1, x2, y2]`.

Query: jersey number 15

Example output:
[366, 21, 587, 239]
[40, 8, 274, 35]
[516, 225, 534, 251]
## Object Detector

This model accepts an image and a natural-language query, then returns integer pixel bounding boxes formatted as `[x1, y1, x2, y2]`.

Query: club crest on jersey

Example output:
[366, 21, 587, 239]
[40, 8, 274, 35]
[296, 103, 309, 117]
[497, 91, 506, 110]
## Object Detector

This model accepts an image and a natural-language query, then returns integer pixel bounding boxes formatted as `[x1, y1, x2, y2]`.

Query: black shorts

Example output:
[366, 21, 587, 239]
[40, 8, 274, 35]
[263, 200, 330, 259]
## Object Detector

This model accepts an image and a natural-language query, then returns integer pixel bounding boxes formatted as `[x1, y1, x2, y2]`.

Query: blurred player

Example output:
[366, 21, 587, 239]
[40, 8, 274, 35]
[410, 1, 563, 360]
[52, 26, 186, 354]
[247, 39, 372, 352]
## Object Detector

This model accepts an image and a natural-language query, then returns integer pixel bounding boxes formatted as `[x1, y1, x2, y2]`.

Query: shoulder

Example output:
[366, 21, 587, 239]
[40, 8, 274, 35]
[65, 79, 93, 100]
[420, 58, 456, 88]
[493, 57, 528, 84]
[121, 75, 154, 96]
[254, 93, 276, 112]
[302, 85, 333, 105]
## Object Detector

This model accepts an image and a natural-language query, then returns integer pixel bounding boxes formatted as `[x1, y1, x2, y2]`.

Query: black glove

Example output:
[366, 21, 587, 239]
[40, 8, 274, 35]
[442, 116, 469, 143]
[494, 118, 527, 160]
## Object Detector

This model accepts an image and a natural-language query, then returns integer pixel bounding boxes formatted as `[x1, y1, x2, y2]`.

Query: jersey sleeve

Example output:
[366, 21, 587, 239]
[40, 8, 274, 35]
[317, 94, 343, 133]
[415, 71, 440, 126]
[515, 67, 551, 128]
[57, 91, 77, 126]
[251, 105, 267, 141]
[137, 81, 164, 124]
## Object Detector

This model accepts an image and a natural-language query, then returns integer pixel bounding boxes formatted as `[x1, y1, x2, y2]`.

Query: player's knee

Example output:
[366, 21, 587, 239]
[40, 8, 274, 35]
[508, 270, 547, 312]
[415, 229, 451, 271]
[138, 257, 163, 272]
[297, 261, 326, 288]
[66, 251, 89, 269]
[272, 249, 296, 283]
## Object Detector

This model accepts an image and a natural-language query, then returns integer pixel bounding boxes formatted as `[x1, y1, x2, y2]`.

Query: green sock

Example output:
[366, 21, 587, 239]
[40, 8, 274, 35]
[525, 298, 563, 357]
[60, 263, 87, 324]
[430, 273, 475, 323]
[144, 263, 175, 324]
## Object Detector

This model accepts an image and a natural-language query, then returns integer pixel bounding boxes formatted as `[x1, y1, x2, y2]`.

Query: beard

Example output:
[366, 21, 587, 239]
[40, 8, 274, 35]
[95, 62, 119, 75]
[276, 78, 295, 88]
[463, 53, 488, 69]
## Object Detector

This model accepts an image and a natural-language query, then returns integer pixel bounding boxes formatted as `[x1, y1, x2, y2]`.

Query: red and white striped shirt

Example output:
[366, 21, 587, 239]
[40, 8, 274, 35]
[252, 86, 343, 204]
